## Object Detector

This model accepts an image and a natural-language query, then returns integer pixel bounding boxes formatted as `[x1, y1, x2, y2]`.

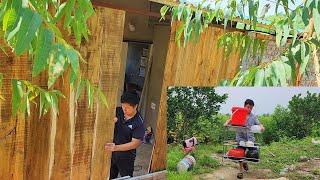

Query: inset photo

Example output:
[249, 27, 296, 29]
[167, 87, 320, 180]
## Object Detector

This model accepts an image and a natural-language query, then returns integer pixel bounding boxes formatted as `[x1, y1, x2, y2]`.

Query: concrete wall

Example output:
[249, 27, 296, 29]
[144, 25, 171, 133]
[125, 42, 150, 88]
[103, 0, 154, 42]
[242, 32, 319, 86]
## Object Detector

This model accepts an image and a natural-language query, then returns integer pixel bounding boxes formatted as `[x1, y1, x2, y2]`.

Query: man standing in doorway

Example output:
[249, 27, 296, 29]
[105, 91, 145, 179]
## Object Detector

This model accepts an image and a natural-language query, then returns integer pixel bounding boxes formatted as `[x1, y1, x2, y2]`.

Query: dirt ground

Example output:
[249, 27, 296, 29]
[133, 143, 153, 177]
[194, 154, 320, 180]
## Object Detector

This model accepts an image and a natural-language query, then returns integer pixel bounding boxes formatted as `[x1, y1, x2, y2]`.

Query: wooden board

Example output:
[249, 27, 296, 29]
[0, 6, 125, 180]
[89, 7, 125, 180]
[149, 23, 242, 172]
[69, 8, 102, 180]
[0, 45, 30, 180]
[50, 69, 74, 180]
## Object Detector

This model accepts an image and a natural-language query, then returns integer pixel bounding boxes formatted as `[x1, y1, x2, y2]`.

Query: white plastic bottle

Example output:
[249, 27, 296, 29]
[177, 155, 196, 172]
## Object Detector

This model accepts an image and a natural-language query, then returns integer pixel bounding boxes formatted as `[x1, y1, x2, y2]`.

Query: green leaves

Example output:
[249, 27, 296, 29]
[54, 0, 94, 45]
[12, 79, 25, 116]
[12, 80, 65, 117]
[48, 45, 67, 88]
[254, 69, 265, 86]
[75, 79, 108, 109]
[160, 5, 170, 20]
[299, 41, 311, 76]
[14, 8, 42, 56]
[217, 32, 267, 59]
[67, 49, 79, 85]
[313, 7, 320, 39]
[2, 8, 16, 32]
[32, 27, 53, 76]
[0, 0, 110, 117]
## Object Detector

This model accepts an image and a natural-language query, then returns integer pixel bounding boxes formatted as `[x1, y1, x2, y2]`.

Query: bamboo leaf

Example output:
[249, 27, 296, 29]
[302, 7, 310, 26]
[48, 45, 67, 88]
[299, 42, 310, 76]
[66, 49, 79, 84]
[32, 27, 53, 76]
[12, 80, 24, 116]
[14, 8, 42, 56]
[272, 61, 287, 86]
[175, 24, 184, 47]
[76, 79, 85, 100]
[283, 61, 292, 83]
[96, 87, 108, 107]
[63, 0, 75, 29]
[3, 8, 16, 32]
[313, 7, 320, 39]
[281, 24, 290, 46]
[177, 3, 185, 21]
[54, 2, 67, 23]
[160, 5, 170, 20]
[276, 25, 283, 47]
[254, 69, 265, 86]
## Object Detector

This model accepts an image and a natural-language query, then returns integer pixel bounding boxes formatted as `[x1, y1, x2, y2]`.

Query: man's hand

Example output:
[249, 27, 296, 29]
[105, 143, 117, 152]
[224, 119, 231, 127]
[114, 117, 118, 123]
[260, 125, 265, 132]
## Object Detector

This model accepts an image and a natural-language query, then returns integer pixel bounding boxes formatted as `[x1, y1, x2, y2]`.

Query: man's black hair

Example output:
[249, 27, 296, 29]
[121, 91, 140, 106]
[244, 99, 254, 106]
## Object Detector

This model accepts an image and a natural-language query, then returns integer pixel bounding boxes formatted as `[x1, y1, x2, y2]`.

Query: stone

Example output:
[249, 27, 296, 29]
[299, 156, 309, 162]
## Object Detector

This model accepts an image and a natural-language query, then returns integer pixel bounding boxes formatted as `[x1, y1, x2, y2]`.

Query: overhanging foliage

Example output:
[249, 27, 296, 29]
[0, 0, 107, 117]
[159, 0, 320, 86]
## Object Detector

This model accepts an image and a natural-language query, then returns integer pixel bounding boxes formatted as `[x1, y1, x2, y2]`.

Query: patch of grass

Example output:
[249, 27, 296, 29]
[167, 143, 222, 178]
[253, 137, 320, 173]
[167, 171, 193, 180]
[168, 137, 320, 179]
[287, 172, 315, 180]
[312, 168, 320, 175]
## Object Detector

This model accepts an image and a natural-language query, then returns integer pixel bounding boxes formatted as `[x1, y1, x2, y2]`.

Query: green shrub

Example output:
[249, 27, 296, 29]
[260, 92, 320, 144]
[167, 87, 228, 143]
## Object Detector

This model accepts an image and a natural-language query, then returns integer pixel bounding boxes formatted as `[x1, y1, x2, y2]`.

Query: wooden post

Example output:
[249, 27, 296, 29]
[0, 49, 30, 180]
[25, 73, 53, 180]
[71, 9, 101, 180]
[50, 69, 75, 179]
[150, 23, 242, 172]
[89, 7, 125, 180]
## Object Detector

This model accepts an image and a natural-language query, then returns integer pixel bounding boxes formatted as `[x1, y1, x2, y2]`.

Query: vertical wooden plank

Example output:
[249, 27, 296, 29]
[12, 55, 29, 180]
[25, 73, 52, 180]
[149, 24, 180, 173]
[150, 24, 242, 172]
[90, 7, 125, 180]
[71, 10, 101, 180]
[0, 48, 30, 180]
[50, 70, 74, 180]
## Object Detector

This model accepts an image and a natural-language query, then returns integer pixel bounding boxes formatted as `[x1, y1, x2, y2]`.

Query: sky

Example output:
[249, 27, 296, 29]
[181, 0, 303, 17]
[214, 87, 320, 115]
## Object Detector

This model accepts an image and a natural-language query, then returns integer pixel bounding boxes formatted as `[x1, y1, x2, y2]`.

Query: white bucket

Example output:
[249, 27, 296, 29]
[177, 155, 196, 172]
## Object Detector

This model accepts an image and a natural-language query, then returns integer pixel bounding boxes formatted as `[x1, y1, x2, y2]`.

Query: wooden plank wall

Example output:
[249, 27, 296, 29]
[149, 23, 242, 172]
[0, 7, 125, 180]
[0, 42, 30, 179]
